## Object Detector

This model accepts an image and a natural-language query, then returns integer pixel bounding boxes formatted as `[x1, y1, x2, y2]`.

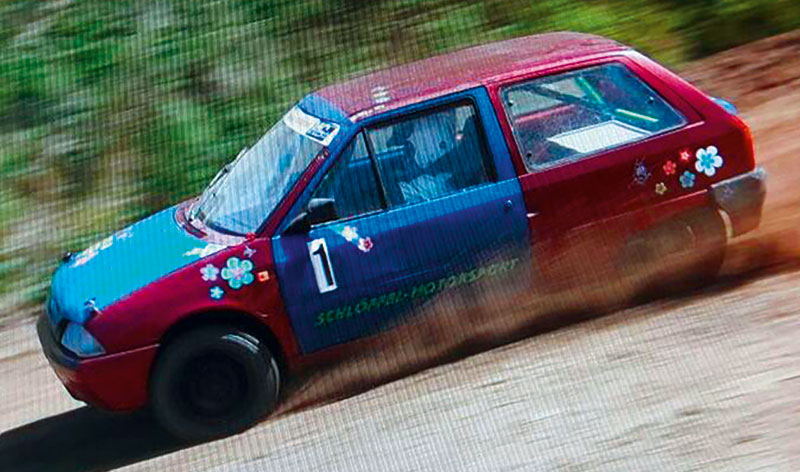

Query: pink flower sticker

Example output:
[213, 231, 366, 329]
[663, 160, 676, 176]
[358, 237, 373, 253]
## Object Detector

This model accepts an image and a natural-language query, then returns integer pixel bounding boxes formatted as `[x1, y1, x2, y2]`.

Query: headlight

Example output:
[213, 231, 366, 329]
[61, 322, 106, 358]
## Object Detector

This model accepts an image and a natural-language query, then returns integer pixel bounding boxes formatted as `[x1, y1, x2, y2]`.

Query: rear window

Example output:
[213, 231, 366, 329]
[501, 63, 687, 171]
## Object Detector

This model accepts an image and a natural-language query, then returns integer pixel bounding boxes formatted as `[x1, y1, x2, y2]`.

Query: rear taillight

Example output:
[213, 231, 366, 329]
[732, 114, 756, 169]
[711, 96, 739, 116]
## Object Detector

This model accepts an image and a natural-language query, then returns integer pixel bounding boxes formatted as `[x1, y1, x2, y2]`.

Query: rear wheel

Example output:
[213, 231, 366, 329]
[620, 207, 727, 298]
[151, 325, 280, 441]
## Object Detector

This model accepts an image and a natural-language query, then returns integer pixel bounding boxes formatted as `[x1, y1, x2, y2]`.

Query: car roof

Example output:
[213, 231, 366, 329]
[313, 32, 627, 122]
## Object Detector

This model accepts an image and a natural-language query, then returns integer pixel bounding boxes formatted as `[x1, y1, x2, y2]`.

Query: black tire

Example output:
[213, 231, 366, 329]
[151, 325, 280, 441]
[682, 208, 727, 283]
[620, 207, 727, 298]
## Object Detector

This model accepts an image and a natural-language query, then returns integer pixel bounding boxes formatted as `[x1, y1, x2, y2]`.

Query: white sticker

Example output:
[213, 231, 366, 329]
[306, 122, 340, 146]
[547, 120, 648, 154]
[308, 238, 337, 293]
[283, 106, 340, 146]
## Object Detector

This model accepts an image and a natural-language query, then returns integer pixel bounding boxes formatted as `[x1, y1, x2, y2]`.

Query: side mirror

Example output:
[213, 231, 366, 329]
[285, 198, 337, 234]
[307, 198, 337, 225]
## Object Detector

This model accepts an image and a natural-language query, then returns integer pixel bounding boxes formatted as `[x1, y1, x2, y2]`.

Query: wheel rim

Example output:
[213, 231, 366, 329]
[177, 351, 250, 420]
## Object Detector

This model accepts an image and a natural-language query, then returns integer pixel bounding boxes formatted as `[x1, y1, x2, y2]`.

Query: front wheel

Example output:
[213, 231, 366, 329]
[151, 326, 280, 441]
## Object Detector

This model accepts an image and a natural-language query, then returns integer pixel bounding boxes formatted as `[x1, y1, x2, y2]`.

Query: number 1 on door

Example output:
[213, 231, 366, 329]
[308, 238, 337, 293]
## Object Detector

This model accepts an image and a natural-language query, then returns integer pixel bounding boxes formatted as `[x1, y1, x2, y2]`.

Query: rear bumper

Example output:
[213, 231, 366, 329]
[711, 167, 767, 237]
[37, 314, 157, 411]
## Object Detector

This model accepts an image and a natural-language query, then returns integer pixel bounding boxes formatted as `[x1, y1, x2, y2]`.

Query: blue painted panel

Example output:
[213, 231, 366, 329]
[274, 181, 530, 353]
[273, 88, 532, 353]
[50, 207, 210, 324]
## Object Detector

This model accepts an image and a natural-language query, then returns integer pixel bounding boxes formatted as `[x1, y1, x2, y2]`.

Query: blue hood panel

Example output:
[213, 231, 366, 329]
[51, 207, 223, 324]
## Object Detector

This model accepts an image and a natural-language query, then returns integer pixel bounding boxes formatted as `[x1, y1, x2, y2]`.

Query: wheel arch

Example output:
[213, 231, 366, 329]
[154, 310, 289, 380]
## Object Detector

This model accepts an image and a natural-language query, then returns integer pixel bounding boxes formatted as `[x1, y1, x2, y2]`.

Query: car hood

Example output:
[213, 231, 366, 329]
[50, 206, 227, 324]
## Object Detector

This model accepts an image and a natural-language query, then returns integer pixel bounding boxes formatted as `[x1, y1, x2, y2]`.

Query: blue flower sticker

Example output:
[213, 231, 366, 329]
[210, 286, 224, 300]
[221, 257, 254, 289]
[680, 170, 696, 189]
[695, 146, 724, 177]
[633, 159, 650, 185]
[200, 263, 219, 282]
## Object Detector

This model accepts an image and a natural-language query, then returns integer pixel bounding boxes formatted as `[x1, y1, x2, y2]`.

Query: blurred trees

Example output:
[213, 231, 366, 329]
[1, 0, 799, 319]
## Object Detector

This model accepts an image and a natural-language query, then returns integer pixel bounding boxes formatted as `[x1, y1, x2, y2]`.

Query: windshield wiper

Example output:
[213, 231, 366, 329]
[189, 146, 249, 222]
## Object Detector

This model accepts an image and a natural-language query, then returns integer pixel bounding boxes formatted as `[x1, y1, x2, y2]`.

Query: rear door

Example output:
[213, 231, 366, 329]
[273, 89, 531, 353]
[492, 59, 703, 296]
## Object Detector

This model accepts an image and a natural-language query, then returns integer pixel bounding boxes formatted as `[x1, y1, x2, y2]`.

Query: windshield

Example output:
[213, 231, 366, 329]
[192, 106, 341, 235]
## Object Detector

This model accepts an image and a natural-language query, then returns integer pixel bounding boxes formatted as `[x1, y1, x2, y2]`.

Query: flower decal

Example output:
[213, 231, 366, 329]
[695, 145, 724, 177]
[341, 226, 359, 242]
[655, 182, 667, 195]
[679, 149, 692, 163]
[358, 237, 374, 253]
[662, 161, 676, 176]
[338, 225, 373, 253]
[679, 170, 696, 189]
[633, 160, 650, 185]
[200, 263, 219, 282]
[210, 286, 224, 300]
[221, 257, 254, 289]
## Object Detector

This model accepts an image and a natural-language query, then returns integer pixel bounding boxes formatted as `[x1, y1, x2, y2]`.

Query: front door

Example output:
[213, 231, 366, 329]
[273, 95, 531, 353]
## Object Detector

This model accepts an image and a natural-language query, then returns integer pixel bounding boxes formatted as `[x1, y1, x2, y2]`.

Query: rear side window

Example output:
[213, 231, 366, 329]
[502, 63, 687, 171]
[366, 103, 493, 206]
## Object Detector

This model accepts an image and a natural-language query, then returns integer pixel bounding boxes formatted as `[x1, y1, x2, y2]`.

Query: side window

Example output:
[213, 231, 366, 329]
[366, 103, 492, 206]
[311, 133, 383, 221]
[502, 63, 687, 171]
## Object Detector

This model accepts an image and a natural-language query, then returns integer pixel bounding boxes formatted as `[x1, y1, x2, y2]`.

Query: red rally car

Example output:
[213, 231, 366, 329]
[38, 32, 766, 440]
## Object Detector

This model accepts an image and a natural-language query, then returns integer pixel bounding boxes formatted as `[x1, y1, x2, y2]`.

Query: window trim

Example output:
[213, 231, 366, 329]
[362, 98, 498, 206]
[305, 97, 500, 229]
[361, 129, 389, 209]
[307, 131, 386, 229]
[499, 61, 689, 174]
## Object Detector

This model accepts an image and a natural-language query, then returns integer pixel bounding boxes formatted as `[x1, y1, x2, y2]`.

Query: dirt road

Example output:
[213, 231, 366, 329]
[1, 32, 799, 471]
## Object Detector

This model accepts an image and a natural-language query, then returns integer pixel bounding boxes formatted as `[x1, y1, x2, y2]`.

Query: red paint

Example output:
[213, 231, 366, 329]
[317, 32, 625, 120]
[89, 239, 301, 360]
[52, 345, 157, 411]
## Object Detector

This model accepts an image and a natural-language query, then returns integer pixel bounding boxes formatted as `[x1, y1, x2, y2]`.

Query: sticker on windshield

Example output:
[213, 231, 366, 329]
[283, 106, 340, 146]
[306, 122, 340, 146]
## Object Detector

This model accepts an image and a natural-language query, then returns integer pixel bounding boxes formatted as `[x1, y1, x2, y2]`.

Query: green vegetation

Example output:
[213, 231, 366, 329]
[1, 0, 799, 321]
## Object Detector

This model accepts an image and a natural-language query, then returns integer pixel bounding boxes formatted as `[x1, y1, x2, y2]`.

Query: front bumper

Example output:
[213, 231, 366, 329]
[37, 314, 158, 411]
[711, 167, 767, 237]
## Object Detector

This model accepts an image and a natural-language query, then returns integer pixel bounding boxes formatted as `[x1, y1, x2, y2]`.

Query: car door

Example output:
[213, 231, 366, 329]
[493, 59, 703, 299]
[273, 91, 531, 353]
